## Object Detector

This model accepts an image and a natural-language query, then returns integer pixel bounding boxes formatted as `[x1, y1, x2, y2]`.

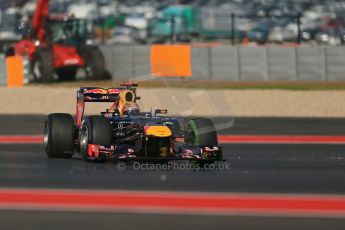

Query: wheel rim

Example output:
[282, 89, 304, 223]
[33, 60, 42, 80]
[43, 121, 49, 150]
[80, 125, 89, 152]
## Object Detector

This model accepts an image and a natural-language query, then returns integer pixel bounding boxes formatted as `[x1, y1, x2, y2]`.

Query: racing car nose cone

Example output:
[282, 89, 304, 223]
[144, 126, 172, 137]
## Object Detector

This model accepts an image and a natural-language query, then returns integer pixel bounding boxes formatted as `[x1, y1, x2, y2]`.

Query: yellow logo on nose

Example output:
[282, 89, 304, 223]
[145, 126, 172, 137]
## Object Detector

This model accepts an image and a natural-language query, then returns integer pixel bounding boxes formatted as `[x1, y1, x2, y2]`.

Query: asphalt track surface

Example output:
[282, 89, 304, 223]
[3, 115, 345, 135]
[1, 115, 345, 229]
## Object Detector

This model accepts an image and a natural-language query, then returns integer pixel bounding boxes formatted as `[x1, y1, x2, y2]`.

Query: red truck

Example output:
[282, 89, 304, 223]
[12, 0, 107, 82]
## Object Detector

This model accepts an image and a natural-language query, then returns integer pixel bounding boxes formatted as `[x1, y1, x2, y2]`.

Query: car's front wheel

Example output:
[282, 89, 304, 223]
[185, 118, 218, 147]
[185, 118, 218, 166]
[80, 116, 113, 161]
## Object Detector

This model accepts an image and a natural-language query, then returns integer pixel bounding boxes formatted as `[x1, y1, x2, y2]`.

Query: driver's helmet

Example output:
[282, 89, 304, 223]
[122, 102, 140, 116]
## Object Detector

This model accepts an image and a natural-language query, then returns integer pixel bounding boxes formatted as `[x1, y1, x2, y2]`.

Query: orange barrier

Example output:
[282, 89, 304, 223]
[151, 45, 191, 77]
[6, 56, 24, 87]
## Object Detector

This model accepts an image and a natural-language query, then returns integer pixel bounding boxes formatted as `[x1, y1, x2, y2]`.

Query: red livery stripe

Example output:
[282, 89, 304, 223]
[0, 135, 43, 144]
[218, 135, 345, 144]
[0, 189, 344, 217]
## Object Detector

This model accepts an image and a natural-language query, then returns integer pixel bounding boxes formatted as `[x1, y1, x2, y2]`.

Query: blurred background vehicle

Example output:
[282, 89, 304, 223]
[108, 26, 146, 44]
[4, 0, 108, 82]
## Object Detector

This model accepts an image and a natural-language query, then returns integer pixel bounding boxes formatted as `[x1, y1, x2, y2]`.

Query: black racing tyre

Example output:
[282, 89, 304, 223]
[79, 46, 107, 80]
[44, 113, 75, 158]
[31, 48, 55, 82]
[56, 67, 77, 81]
[79, 116, 113, 160]
[185, 118, 218, 147]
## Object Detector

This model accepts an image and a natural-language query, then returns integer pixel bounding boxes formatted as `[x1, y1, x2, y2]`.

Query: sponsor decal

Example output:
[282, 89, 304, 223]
[63, 59, 79, 65]
[204, 147, 219, 151]
[88, 144, 99, 158]
[117, 122, 124, 130]
[84, 89, 108, 94]
[108, 89, 122, 94]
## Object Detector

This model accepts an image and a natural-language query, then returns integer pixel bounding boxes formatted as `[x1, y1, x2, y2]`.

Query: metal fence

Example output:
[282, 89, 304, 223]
[1, 46, 344, 85]
[101, 45, 345, 82]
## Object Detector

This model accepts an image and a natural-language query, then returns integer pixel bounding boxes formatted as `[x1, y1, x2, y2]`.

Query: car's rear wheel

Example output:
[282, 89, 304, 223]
[80, 116, 113, 161]
[44, 113, 75, 158]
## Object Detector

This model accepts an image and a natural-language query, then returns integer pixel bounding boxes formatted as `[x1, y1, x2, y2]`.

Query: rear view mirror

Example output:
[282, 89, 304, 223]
[155, 109, 168, 116]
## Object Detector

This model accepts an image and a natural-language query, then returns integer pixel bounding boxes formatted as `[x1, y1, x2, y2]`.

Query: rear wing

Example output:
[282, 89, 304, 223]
[76, 84, 138, 127]
[78, 87, 122, 103]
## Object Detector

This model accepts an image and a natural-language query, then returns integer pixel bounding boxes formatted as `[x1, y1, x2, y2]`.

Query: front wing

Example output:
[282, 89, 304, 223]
[86, 143, 223, 162]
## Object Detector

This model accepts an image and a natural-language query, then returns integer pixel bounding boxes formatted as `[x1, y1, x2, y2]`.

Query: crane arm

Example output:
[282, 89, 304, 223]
[32, 0, 50, 43]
